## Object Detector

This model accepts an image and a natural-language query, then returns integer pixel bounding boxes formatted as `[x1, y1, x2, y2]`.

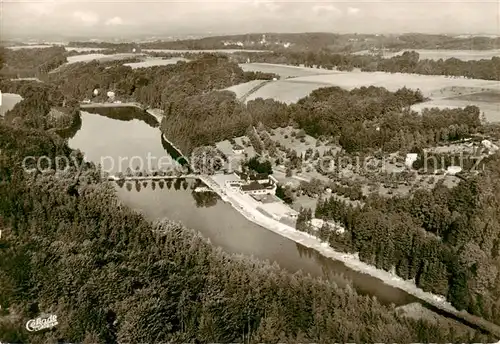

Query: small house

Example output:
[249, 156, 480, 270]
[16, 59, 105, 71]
[405, 153, 418, 168]
[446, 166, 462, 175]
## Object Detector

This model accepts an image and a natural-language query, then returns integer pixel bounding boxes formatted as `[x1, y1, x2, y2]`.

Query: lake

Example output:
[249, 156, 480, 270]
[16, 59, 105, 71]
[68, 107, 420, 306]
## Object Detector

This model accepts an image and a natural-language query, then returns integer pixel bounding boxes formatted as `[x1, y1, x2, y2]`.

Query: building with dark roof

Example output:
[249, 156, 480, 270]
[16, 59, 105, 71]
[249, 173, 270, 184]
[240, 181, 276, 195]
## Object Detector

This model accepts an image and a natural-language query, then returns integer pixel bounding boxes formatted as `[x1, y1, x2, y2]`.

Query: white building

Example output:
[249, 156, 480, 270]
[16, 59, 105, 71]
[446, 166, 462, 175]
[482, 139, 499, 155]
[309, 218, 345, 234]
[405, 153, 418, 168]
[241, 181, 276, 195]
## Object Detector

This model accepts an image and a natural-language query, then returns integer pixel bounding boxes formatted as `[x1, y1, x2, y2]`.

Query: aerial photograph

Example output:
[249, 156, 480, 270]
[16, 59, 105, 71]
[1, 0, 500, 342]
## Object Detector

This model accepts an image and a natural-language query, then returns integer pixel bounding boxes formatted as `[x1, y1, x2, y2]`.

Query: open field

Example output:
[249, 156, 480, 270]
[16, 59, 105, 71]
[245, 79, 332, 104]
[66, 53, 144, 64]
[6, 45, 109, 52]
[224, 80, 271, 100]
[6, 45, 54, 50]
[354, 49, 500, 61]
[411, 99, 500, 122]
[142, 48, 268, 54]
[289, 71, 500, 97]
[65, 47, 108, 52]
[449, 91, 500, 103]
[0, 93, 23, 116]
[123, 57, 188, 69]
[240, 63, 340, 78]
[237, 64, 500, 121]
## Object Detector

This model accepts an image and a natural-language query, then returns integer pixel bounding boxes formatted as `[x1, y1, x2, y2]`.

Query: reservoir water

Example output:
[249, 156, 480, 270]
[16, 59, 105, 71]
[68, 107, 420, 306]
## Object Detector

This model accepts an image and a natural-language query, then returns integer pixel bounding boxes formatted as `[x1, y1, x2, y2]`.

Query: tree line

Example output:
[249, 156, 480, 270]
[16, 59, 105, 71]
[126, 33, 500, 53]
[234, 50, 500, 80]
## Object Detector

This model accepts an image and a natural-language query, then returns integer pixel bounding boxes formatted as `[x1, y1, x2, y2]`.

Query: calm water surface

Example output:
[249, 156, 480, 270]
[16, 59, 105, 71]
[68, 108, 418, 306]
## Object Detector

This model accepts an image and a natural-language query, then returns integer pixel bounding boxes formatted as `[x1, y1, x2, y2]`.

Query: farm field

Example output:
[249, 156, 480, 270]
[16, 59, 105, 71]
[411, 98, 500, 122]
[449, 91, 500, 103]
[6, 45, 110, 52]
[245, 79, 332, 104]
[123, 57, 188, 69]
[353, 49, 500, 61]
[6, 45, 53, 50]
[66, 53, 143, 64]
[225, 80, 266, 98]
[65, 47, 108, 52]
[142, 48, 267, 54]
[0, 93, 23, 116]
[239, 63, 340, 78]
[288, 71, 500, 97]
[238, 63, 500, 121]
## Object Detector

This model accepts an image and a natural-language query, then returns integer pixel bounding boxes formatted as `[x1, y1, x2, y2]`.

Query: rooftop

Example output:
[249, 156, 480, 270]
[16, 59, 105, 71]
[241, 181, 275, 191]
[241, 181, 266, 191]
[250, 173, 269, 180]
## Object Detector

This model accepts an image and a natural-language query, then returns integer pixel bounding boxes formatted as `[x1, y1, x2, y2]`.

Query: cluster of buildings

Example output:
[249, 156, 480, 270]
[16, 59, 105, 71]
[219, 171, 299, 222]
[225, 172, 278, 195]
[222, 35, 292, 49]
[82, 89, 121, 104]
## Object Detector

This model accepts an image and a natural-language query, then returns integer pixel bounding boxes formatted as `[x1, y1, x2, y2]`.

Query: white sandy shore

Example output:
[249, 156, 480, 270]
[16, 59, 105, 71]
[203, 175, 450, 305]
[199, 174, 500, 336]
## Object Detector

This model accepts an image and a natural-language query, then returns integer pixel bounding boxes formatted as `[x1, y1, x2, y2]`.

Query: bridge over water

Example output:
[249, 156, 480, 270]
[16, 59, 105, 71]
[108, 174, 198, 182]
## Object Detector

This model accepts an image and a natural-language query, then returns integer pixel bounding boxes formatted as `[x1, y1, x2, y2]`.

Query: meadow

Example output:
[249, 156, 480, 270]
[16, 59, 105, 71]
[224, 80, 269, 99]
[240, 62, 339, 78]
[65, 47, 107, 52]
[66, 53, 143, 64]
[353, 49, 500, 61]
[123, 57, 188, 69]
[142, 48, 267, 54]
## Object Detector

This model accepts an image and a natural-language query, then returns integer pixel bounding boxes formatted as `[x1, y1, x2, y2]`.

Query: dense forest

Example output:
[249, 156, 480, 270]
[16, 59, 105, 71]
[1, 67, 489, 343]
[309, 152, 500, 325]
[0, 47, 67, 78]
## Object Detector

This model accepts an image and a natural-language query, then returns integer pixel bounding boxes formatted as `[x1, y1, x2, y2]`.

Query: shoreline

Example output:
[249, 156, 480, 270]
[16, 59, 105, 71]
[97, 102, 500, 336]
[81, 102, 164, 125]
[200, 173, 500, 337]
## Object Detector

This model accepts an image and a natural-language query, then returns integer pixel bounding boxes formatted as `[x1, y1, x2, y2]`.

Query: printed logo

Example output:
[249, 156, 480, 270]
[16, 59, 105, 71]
[25, 314, 58, 332]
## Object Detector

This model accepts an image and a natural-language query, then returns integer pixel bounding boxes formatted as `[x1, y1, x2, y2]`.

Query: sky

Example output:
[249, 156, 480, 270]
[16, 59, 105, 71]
[1, 0, 499, 39]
